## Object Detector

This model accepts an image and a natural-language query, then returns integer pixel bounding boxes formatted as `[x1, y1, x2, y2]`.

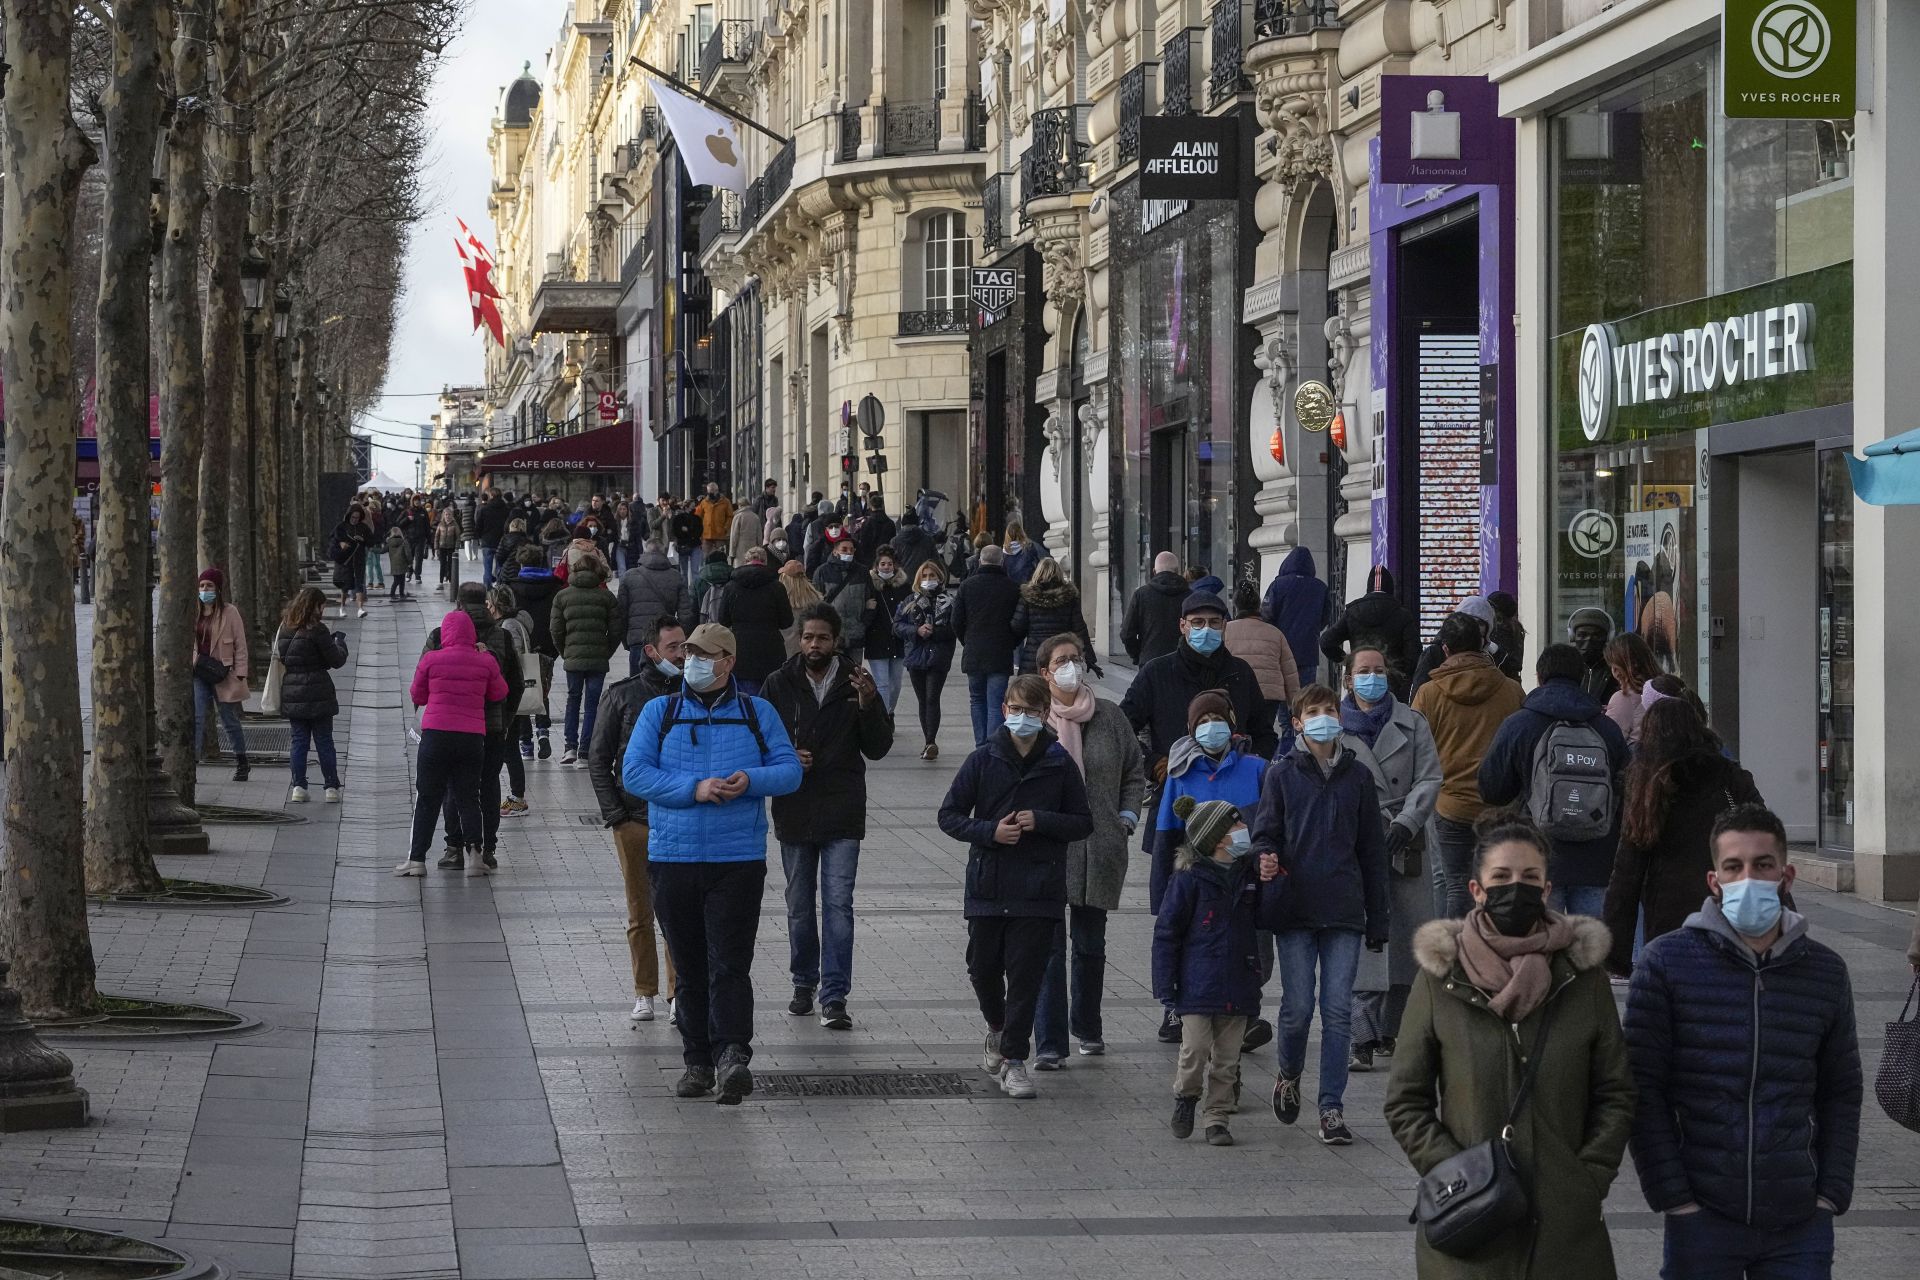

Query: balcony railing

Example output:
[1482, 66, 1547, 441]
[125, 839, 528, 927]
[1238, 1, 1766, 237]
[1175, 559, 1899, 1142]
[699, 19, 753, 88]
[1209, 0, 1249, 107]
[965, 92, 987, 151]
[898, 309, 969, 337]
[743, 138, 797, 227]
[699, 189, 742, 250]
[838, 104, 862, 161]
[1253, 0, 1341, 39]
[982, 172, 1005, 251]
[1163, 29, 1194, 116]
[881, 99, 941, 156]
[1020, 105, 1088, 221]
[1117, 65, 1149, 164]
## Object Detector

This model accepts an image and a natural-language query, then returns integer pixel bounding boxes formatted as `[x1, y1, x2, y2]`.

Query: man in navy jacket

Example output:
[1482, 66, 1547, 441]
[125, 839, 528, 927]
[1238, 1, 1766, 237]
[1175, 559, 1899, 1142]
[1624, 803, 1861, 1280]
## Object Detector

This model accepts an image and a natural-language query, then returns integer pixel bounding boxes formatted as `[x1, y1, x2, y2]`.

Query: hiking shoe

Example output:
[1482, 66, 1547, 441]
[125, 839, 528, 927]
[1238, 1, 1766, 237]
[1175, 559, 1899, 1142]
[819, 1001, 852, 1031]
[997, 1059, 1036, 1099]
[1349, 1043, 1375, 1073]
[289, 786, 309, 803]
[464, 854, 490, 877]
[559, 747, 578, 765]
[715, 1051, 754, 1105]
[1077, 1039, 1106, 1056]
[1171, 1095, 1198, 1139]
[1240, 1018, 1274, 1054]
[630, 996, 655, 1022]
[788, 987, 814, 1016]
[1032, 1053, 1064, 1072]
[981, 1029, 1004, 1075]
[674, 1065, 715, 1098]
[231, 759, 251, 781]
[392, 860, 425, 877]
[1272, 1072, 1303, 1125]
[1206, 1125, 1235, 1147]
[536, 735, 552, 759]
[1318, 1108, 1354, 1145]
[436, 849, 464, 870]
[1157, 1008, 1182, 1043]
[323, 787, 341, 804]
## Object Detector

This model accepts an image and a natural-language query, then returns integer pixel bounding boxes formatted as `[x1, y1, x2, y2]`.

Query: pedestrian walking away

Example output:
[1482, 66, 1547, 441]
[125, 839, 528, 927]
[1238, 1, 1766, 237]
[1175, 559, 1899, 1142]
[1121, 551, 1191, 667]
[938, 674, 1093, 1100]
[1227, 579, 1302, 733]
[549, 558, 621, 764]
[1319, 565, 1421, 699]
[1601, 632, 1662, 745]
[589, 615, 685, 1024]
[423, 585, 521, 871]
[1384, 816, 1633, 1279]
[616, 540, 695, 674]
[1624, 803, 1862, 1280]
[1249, 684, 1389, 1145]
[760, 605, 894, 1031]
[192, 568, 251, 779]
[1154, 798, 1288, 1145]
[948, 543, 1021, 748]
[398, 609, 509, 877]
[1009, 557, 1092, 676]
[1261, 546, 1330, 686]
[1408, 594, 1497, 702]
[506, 546, 562, 759]
[621, 623, 803, 1104]
[487, 586, 536, 818]
[276, 587, 349, 803]
[714, 548, 793, 698]
[1032, 634, 1144, 1066]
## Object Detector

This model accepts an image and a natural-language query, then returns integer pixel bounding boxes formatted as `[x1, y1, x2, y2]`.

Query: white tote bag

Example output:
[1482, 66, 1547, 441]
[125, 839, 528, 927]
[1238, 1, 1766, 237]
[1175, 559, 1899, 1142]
[260, 628, 286, 716]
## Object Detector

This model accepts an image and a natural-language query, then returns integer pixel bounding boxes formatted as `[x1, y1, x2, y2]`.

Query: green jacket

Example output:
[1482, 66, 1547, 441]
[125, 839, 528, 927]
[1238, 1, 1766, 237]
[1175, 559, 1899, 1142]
[1384, 915, 1634, 1280]
[549, 562, 622, 673]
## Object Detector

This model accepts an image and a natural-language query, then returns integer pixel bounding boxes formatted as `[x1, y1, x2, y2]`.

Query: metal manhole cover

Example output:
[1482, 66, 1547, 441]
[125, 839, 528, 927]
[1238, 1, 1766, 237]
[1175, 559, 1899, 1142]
[754, 1070, 981, 1099]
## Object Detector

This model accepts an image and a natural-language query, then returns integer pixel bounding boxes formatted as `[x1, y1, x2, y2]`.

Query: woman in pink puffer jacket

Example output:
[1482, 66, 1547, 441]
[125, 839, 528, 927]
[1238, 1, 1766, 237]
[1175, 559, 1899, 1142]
[397, 610, 508, 878]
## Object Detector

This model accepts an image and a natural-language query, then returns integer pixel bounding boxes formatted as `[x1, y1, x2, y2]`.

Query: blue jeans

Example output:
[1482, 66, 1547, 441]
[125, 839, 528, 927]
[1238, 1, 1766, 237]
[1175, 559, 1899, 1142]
[481, 545, 496, 587]
[366, 546, 384, 586]
[679, 545, 703, 591]
[1275, 927, 1363, 1112]
[1431, 814, 1478, 919]
[779, 839, 859, 1005]
[966, 671, 1010, 748]
[1662, 1206, 1834, 1280]
[1551, 885, 1608, 918]
[563, 670, 605, 751]
[1034, 904, 1108, 1058]
[192, 679, 247, 757]
[288, 717, 340, 789]
[866, 657, 903, 714]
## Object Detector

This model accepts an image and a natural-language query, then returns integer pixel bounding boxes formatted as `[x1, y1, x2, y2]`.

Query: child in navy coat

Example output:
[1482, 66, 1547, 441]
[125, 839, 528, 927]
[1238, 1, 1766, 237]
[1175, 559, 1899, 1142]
[1152, 796, 1287, 1146]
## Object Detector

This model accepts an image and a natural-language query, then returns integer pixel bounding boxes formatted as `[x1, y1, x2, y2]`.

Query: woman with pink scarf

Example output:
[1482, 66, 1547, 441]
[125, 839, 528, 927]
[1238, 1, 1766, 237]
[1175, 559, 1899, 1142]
[1031, 632, 1145, 1067]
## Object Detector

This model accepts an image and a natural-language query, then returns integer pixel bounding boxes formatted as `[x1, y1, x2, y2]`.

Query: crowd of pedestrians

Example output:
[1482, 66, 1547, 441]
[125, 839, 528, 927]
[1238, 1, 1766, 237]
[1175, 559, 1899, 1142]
[192, 477, 1896, 1280]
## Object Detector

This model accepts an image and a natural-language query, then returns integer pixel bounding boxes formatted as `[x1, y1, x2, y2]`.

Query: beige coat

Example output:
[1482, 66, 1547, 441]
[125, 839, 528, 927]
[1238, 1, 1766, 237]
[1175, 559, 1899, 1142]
[1224, 616, 1300, 704]
[194, 602, 250, 703]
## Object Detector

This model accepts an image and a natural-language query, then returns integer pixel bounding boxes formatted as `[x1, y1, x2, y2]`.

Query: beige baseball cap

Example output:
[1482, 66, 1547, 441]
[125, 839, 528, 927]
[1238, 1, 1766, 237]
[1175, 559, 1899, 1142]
[685, 623, 737, 657]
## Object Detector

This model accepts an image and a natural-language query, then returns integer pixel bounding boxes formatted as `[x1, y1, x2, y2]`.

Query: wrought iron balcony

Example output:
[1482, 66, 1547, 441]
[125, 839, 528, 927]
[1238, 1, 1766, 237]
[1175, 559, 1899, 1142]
[838, 104, 863, 161]
[1117, 65, 1149, 165]
[742, 139, 796, 228]
[880, 99, 941, 156]
[1209, 0, 1249, 107]
[1163, 29, 1194, 117]
[898, 309, 970, 337]
[965, 92, 987, 151]
[1253, 0, 1341, 40]
[699, 189, 742, 251]
[699, 19, 753, 88]
[982, 172, 1005, 251]
[1020, 105, 1088, 219]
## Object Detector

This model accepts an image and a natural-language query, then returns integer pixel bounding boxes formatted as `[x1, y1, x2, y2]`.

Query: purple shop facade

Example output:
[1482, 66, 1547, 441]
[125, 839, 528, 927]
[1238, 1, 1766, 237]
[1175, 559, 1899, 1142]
[1367, 73, 1518, 600]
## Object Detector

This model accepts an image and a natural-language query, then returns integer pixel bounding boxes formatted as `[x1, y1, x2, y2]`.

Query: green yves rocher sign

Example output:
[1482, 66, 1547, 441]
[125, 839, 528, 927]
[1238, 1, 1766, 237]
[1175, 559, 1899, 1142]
[1723, 0, 1855, 118]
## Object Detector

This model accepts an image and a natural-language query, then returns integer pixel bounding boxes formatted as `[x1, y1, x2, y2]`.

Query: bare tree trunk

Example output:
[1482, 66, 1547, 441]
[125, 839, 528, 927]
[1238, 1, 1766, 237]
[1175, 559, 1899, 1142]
[197, 0, 248, 575]
[259, 325, 285, 640]
[0, 0, 101, 1019]
[155, 0, 211, 801]
[85, 0, 167, 896]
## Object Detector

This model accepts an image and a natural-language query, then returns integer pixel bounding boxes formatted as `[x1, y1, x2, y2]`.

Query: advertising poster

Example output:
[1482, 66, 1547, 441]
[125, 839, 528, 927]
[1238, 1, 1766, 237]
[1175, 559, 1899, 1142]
[1624, 508, 1685, 673]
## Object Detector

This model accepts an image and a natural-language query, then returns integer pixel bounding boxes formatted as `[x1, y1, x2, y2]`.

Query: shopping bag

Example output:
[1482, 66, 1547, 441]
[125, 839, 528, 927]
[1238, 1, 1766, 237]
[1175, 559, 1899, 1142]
[260, 628, 286, 716]
[1876, 975, 1920, 1134]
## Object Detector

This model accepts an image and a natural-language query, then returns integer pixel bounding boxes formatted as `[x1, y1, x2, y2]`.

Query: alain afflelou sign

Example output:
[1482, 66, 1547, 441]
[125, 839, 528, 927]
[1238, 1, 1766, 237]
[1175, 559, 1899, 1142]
[1138, 115, 1239, 202]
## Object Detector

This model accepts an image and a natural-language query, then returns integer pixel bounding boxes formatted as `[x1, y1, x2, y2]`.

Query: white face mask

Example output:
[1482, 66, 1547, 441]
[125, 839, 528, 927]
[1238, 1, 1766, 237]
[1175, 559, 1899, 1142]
[1052, 661, 1082, 692]
[838, 552, 854, 563]
[919, 578, 940, 592]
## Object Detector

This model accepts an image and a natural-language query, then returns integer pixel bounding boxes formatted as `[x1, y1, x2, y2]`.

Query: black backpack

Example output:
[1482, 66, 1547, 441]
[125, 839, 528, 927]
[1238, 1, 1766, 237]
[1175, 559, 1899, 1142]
[654, 687, 770, 761]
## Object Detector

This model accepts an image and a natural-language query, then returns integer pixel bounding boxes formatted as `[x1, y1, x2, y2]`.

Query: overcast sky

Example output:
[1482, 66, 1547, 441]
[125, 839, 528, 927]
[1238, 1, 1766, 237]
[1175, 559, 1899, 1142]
[363, 0, 566, 483]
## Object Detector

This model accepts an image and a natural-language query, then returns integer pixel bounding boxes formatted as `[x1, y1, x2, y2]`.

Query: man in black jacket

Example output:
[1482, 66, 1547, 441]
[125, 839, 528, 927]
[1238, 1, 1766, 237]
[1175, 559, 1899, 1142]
[1318, 565, 1422, 699]
[1121, 552, 1190, 664]
[476, 491, 509, 586]
[949, 544, 1022, 748]
[588, 615, 684, 1024]
[760, 605, 894, 1031]
[1121, 590, 1274, 779]
[890, 507, 940, 582]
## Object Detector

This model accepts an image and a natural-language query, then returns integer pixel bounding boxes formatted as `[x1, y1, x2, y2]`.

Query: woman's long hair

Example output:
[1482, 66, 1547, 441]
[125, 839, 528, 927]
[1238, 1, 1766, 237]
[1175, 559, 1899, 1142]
[281, 587, 327, 631]
[912, 559, 947, 590]
[1604, 632, 1660, 693]
[780, 560, 822, 609]
[1621, 697, 1722, 846]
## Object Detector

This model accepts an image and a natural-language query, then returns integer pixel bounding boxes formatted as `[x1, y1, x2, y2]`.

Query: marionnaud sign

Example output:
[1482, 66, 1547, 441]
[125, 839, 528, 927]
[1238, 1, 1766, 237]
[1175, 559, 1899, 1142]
[1723, 0, 1854, 119]
[1378, 74, 1503, 186]
[1577, 302, 1815, 442]
[1138, 116, 1238, 201]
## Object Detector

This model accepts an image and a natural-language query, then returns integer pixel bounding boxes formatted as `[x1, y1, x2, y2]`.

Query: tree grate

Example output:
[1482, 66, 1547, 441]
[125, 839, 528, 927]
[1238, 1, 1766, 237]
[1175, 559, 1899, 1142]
[753, 1070, 981, 1099]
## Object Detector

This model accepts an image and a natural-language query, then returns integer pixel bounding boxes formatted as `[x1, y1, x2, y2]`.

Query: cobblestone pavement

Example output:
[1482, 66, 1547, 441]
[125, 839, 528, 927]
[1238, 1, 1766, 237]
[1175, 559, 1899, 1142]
[4, 591, 1917, 1278]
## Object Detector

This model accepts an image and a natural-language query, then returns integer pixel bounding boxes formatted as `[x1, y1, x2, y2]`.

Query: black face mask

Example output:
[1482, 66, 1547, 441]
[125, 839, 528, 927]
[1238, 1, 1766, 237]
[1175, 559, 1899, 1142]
[1480, 882, 1548, 937]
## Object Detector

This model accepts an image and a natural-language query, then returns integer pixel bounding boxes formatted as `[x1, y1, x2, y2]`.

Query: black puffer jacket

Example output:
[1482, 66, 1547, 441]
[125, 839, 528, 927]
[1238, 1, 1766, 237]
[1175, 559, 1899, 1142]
[863, 573, 911, 660]
[1119, 640, 1274, 767]
[948, 564, 1021, 676]
[1319, 568, 1423, 697]
[760, 654, 895, 843]
[1010, 580, 1090, 673]
[505, 564, 563, 657]
[938, 728, 1094, 918]
[277, 624, 349, 721]
[1122, 570, 1190, 664]
[715, 562, 793, 684]
[587, 664, 676, 825]
[890, 521, 940, 583]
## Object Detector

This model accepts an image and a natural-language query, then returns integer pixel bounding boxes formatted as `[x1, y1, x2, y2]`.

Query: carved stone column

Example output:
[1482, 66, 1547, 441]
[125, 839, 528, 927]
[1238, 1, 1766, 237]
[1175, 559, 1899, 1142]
[1028, 200, 1086, 560]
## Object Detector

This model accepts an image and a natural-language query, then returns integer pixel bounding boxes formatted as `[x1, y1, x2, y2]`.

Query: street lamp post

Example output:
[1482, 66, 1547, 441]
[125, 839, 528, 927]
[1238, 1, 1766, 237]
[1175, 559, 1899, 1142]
[234, 250, 267, 694]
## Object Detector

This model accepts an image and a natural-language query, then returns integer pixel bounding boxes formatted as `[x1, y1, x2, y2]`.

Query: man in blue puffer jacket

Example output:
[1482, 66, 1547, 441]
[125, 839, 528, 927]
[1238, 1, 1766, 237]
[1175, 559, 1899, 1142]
[623, 623, 802, 1105]
[1624, 803, 1861, 1280]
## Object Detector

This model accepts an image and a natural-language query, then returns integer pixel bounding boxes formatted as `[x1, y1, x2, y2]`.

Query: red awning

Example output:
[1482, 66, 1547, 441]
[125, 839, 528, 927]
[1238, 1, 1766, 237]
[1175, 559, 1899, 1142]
[478, 422, 632, 474]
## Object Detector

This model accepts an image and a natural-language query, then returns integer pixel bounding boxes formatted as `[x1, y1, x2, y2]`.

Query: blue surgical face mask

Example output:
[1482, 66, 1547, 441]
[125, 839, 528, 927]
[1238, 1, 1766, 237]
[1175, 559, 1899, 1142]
[1193, 720, 1232, 754]
[1301, 714, 1343, 743]
[1186, 625, 1222, 655]
[653, 657, 681, 678]
[197, 589, 217, 604]
[1718, 877, 1784, 938]
[1352, 673, 1390, 704]
[1227, 828, 1251, 850]
[682, 655, 717, 691]
[1004, 711, 1044, 739]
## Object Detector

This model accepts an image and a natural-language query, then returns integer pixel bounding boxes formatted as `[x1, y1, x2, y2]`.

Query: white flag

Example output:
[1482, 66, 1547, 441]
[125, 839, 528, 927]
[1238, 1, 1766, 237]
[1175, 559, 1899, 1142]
[648, 77, 748, 194]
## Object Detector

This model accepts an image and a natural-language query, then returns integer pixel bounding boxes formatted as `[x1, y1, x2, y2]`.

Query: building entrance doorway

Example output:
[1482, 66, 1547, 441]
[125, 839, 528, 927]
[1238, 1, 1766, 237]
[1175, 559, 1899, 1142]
[1151, 425, 1191, 569]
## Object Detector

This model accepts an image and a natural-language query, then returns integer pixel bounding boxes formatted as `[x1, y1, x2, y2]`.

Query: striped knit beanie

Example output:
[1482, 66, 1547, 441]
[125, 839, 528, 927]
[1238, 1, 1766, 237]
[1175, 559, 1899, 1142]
[1173, 796, 1241, 860]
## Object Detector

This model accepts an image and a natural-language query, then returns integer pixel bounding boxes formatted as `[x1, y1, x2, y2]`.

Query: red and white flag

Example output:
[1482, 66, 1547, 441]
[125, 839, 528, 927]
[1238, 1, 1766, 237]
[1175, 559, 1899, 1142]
[453, 226, 505, 346]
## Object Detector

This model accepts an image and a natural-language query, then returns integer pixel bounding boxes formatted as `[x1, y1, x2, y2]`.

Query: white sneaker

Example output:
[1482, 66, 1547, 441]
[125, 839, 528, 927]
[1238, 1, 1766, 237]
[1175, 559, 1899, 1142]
[289, 786, 309, 803]
[981, 1029, 1004, 1075]
[356, 608, 368, 619]
[630, 996, 655, 1022]
[998, 1059, 1037, 1099]
[668, 997, 677, 1021]
[392, 860, 424, 877]
[464, 858, 491, 877]
[323, 787, 341, 804]
[559, 748, 578, 765]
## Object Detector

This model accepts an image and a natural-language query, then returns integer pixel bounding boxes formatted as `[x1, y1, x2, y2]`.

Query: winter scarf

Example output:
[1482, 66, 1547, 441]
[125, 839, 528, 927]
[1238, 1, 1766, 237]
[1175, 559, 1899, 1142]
[1340, 692, 1394, 747]
[1456, 907, 1580, 1021]
[1047, 684, 1099, 772]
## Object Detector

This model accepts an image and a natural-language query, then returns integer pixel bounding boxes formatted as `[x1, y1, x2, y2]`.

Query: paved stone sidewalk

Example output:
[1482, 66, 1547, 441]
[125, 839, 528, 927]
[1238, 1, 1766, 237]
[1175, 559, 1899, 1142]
[3, 590, 1917, 1278]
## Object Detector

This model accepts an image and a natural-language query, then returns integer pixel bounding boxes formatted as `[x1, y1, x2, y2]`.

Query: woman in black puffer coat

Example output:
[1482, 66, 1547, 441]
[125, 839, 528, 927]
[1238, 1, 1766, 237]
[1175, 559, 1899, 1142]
[1009, 557, 1092, 675]
[276, 587, 350, 801]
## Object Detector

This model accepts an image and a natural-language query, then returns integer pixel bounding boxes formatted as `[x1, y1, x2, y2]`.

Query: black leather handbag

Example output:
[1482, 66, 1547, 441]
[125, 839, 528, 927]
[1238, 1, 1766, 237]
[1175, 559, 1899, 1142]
[193, 653, 229, 686]
[1411, 992, 1558, 1257]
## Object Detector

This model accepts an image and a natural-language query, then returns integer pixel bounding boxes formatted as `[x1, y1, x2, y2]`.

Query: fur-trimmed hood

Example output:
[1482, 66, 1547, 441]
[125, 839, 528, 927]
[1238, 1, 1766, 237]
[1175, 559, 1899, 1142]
[1412, 914, 1612, 977]
[1020, 579, 1080, 608]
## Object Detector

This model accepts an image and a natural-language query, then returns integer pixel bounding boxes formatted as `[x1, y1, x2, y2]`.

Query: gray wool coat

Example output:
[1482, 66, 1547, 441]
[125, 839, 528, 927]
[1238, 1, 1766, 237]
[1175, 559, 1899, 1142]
[1344, 697, 1444, 991]
[1061, 700, 1147, 912]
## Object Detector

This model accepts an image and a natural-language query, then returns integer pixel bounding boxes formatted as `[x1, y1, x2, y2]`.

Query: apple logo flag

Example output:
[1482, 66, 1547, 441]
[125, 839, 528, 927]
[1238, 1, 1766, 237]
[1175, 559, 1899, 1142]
[649, 77, 749, 195]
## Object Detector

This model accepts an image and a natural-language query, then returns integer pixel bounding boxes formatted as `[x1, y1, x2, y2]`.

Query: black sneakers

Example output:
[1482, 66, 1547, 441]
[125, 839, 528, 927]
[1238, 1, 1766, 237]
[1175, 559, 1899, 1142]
[1240, 1019, 1274, 1054]
[1156, 1008, 1182, 1044]
[1171, 1095, 1198, 1140]
[674, 1066, 715, 1098]
[819, 1001, 851, 1030]
[715, 1049, 754, 1105]
[788, 987, 814, 1016]
[1318, 1108, 1354, 1145]
[1349, 1042, 1375, 1073]
[1272, 1072, 1303, 1125]
[436, 847, 464, 870]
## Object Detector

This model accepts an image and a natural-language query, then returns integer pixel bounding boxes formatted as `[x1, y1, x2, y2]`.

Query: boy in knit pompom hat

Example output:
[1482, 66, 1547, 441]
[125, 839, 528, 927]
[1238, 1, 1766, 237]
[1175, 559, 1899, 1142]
[1151, 796, 1287, 1146]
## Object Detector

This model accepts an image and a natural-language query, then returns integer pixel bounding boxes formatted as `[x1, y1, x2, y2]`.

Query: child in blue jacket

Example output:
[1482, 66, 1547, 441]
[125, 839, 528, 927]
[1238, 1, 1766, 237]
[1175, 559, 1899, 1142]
[1153, 796, 1287, 1147]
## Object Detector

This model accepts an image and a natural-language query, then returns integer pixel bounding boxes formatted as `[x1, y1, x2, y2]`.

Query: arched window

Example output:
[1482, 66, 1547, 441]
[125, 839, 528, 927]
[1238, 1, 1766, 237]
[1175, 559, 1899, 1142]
[919, 210, 972, 314]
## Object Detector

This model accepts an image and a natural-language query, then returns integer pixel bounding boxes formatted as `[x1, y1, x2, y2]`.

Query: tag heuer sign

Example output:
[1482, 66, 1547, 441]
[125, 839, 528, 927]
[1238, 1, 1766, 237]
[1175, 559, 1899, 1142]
[1723, 0, 1854, 118]
[972, 267, 1018, 322]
